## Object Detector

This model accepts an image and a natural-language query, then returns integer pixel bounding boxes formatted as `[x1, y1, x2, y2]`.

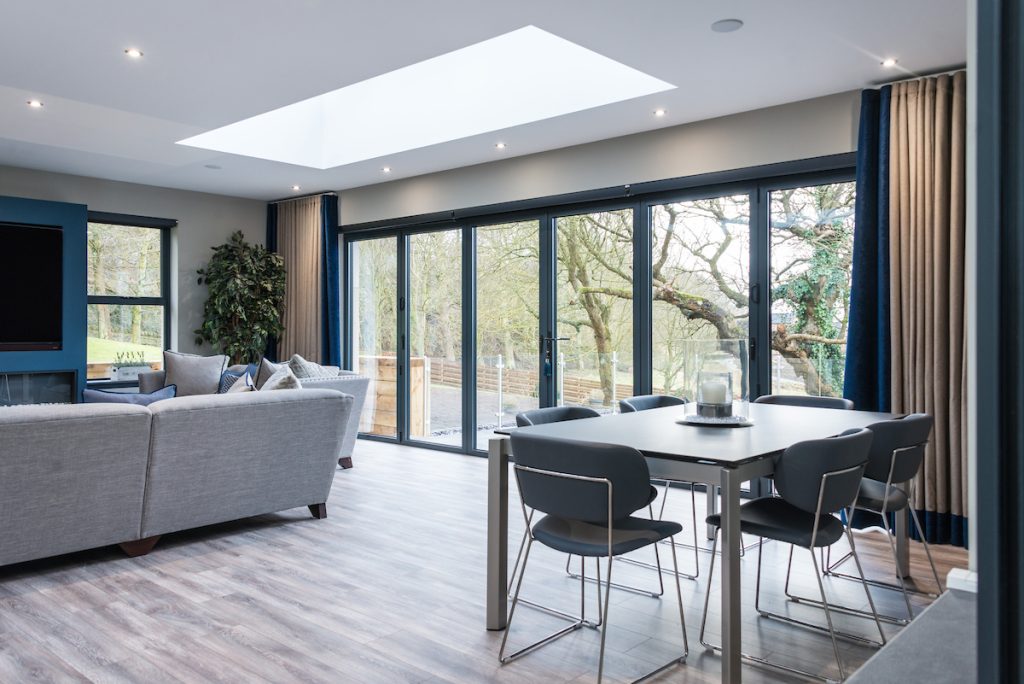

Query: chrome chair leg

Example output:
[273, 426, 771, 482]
[628, 535, 689, 683]
[909, 506, 944, 593]
[622, 482, 700, 579]
[501, 538, 599, 664]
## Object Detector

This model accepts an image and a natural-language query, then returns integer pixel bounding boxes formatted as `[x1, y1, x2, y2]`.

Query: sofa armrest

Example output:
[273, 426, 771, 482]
[299, 375, 368, 459]
[139, 371, 167, 394]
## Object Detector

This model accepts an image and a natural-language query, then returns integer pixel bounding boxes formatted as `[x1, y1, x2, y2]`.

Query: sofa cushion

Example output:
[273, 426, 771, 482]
[217, 370, 243, 394]
[226, 373, 255, 393]
[164, 351, 228, 396]
[84, 384, 177, 406]
[288, 354, 337, 380]
[260, 366, 302, 391]
[255, 358, 282, 389]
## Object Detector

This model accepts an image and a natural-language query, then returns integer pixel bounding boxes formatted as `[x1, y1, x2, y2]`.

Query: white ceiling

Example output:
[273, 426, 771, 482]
[0, 0, 966, 201]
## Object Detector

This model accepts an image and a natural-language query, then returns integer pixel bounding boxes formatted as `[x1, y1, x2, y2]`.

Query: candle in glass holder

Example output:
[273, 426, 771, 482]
[700, 380, 728, 405]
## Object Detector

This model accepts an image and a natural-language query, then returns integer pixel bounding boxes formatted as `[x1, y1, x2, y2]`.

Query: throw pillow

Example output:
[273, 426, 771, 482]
[260, 366, 302, 391]
[255, 358, 281, 389]
[163, 351, 228, 396]
[288, 354, 337, 380]
[83, 385, 177, 406]
[226, 372, 255, 393]
[217, 370, 244, 394]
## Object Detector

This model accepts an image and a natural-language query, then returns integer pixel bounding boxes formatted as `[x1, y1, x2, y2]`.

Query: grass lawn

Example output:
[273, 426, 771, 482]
[87, 337, 163, 364]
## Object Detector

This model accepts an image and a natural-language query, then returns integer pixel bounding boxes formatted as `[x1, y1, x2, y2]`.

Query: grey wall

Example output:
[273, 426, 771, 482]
[339, 90, 860, 225]
[0, 165, 265, 354]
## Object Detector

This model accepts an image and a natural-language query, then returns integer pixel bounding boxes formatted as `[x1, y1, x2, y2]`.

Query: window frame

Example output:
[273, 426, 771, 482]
[86, 211, 174, 387]
[340, 154, 856, 456]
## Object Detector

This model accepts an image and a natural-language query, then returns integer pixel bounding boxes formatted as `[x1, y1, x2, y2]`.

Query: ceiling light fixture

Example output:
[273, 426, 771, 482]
[381, 167, 392, 174]
[291, 185, 301, 191]
[124, 48, 144, 59]
[26, 100, 43, 108]
[881, 57, 898, 68]
[654, 108, 667, 117]
[495, 142, 507, 149]
[204, 164, 221, 170]
[177, 26, 675, 169]
[711, 19, 744, 33]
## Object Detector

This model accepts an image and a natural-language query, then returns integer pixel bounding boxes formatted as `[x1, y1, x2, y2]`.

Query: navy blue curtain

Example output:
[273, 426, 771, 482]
[844, 86, 892, 412]
[843, 86, 967, 548]
[320, 195, 341, 366]
[264, 202, 279, 362]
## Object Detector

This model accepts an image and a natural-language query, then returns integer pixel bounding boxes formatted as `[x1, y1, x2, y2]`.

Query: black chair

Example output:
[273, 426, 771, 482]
[513, 405, 665, 604]
[618, 394, 687, 413]
[615, 394, 701, 580]
[500, 433, 688, 683]
[699, 428, 885, 682]
[824, 413, 940, 623]
[516, 405, 602, 426]
[754, 394, 855, 410]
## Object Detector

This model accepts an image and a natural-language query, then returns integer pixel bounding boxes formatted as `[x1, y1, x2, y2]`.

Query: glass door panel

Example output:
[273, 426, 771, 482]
[650, 195, 751, 399]
[475, 221, 540, 448]
[769, 182, 856, 397]
[408, 230, 463, 446]
[555, 209, 634, 412]
[350, 237, 398, 437]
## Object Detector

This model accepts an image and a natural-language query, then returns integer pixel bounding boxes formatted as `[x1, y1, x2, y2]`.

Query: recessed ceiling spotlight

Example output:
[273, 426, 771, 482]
[711, 19, 744, 33]
[124, 47, 144, 59]
[291, 185, 301, 191]
[654, 108, 667, 117]
[381, 166, 392, 174]
[495, 142, 507, 150]
[881, 57, 898, 68]
[26, 100, 43, 108]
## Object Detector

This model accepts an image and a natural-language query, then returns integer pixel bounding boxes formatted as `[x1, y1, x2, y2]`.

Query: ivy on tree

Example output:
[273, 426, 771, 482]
[194, 231, 286, 365]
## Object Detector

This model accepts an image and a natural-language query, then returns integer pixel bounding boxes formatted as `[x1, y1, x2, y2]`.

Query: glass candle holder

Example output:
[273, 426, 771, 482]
[697, 370, 733, 418]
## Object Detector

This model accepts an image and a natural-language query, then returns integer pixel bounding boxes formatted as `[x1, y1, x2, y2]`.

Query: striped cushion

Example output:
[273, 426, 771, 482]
[288, 354, 337, 380]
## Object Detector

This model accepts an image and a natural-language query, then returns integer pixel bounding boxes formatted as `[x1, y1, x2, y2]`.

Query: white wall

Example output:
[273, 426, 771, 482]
[0, 165, 265, 354]
[340, 90, 860, 225]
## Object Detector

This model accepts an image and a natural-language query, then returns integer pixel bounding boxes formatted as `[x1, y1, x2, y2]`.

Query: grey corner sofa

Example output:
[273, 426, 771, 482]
[0, 388, 351, 567]
[139, 367, 368, 468]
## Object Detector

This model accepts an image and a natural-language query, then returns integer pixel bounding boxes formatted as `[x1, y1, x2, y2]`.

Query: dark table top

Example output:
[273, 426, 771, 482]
[495, 403, 897, 466]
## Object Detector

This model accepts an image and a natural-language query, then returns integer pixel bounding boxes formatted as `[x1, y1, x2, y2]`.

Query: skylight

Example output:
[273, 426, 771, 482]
[177, 26, 675, 169]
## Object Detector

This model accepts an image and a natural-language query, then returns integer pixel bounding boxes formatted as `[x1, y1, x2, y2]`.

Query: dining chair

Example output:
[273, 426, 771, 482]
[512, 406, 664, 615]
[501, 432, 688, 683]
[699, 427, 885, 682]
[823, 413, 940, 624]
[614, 394, 701, 581]
[754, 394, 855, 410]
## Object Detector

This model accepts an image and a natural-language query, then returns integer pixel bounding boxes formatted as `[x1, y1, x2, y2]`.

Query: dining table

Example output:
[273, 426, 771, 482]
[486, 401, 905, 684]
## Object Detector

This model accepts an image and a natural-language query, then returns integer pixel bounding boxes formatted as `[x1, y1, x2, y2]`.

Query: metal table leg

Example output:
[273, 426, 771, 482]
[487, 435, 510, 630]
[720, 468, 742, 683]
[895, 481, 911, 578]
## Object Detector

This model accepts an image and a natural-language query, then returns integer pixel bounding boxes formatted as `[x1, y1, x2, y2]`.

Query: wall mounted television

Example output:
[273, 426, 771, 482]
[0, 222, 63, 351]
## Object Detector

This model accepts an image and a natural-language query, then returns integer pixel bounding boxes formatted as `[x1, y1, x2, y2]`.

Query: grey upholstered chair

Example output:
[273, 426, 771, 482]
[501, 433, 688, 684]
[512, 404, 663, 602]
[754, 393, 855, 410]
[618, 393, 688, 413]
[699, 428, 885, 682]
[516, 405, 601, 426]
[825, 413, 940, 624]
[615, 394, 701, 580]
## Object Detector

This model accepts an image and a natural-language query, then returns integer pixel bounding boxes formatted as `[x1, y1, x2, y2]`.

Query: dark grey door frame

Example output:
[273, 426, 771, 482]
[976, 0, 1023, 681]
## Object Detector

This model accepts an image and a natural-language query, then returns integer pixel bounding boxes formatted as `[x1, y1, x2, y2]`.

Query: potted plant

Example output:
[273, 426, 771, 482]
[194, 231, 286, 365]
[111, 351, 151, 382]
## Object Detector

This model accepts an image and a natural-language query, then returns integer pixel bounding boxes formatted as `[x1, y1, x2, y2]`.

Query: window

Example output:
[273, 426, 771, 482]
[343, 158, 855, 455]
[86, 213, 173, 382]
[769, 181, 856, 397]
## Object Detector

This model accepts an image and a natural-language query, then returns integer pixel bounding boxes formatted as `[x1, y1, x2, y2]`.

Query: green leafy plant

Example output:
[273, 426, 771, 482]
[194, 231, 286, 365]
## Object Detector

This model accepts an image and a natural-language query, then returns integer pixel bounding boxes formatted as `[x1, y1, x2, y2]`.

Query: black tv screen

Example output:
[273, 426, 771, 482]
[0, 222, 63, 351]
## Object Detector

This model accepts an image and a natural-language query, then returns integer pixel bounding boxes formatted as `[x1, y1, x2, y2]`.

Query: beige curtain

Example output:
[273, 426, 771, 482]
[276, 195, 322, 361]
[889, 71, 967, 532]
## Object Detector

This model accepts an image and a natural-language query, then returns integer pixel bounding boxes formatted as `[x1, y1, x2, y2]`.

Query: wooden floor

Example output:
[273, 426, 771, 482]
[0, 440, 968, 683]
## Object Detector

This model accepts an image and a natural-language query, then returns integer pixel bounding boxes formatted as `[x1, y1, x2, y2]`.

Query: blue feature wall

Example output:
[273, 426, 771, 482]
[0, 195, 88, 399]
